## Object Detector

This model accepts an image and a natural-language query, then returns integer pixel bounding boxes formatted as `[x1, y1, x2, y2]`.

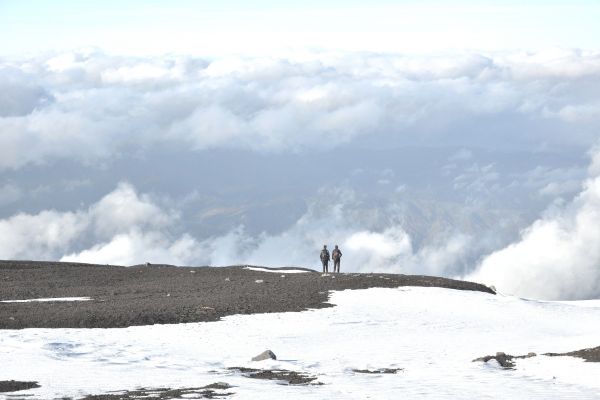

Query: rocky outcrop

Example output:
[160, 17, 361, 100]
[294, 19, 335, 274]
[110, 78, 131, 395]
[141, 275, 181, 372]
[473, 352, 537, 369]
[545, 346, 600, 362]
[251, 349, 277, 361]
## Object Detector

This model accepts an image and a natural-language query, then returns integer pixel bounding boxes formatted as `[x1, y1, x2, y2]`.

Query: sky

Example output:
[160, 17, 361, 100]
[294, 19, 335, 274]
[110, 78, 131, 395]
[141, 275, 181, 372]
[1, 1, 600, 300]
[2, 1, 600, 56]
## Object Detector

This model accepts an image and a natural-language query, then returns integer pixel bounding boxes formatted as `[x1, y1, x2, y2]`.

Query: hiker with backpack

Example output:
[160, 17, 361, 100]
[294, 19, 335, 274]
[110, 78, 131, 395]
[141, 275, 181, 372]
[320, 245, 330, 274]
[332, 245, 342, 273]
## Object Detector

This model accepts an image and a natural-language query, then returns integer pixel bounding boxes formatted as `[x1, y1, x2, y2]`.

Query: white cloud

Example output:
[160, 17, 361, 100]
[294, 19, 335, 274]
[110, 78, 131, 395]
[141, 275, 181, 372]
[61, 231, 201, 266]
[0, 182, 186, 264]
[0, 209, 88, 260]
[469, 149, 600, 300]
[1, 50, 600, 169]
[88, 183, 174, 238]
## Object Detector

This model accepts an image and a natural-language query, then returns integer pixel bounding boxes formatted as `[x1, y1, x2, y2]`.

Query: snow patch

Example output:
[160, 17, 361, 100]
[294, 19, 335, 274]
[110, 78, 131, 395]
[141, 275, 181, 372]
[0, 297, 92, 303]
[244, 267, 309, 274]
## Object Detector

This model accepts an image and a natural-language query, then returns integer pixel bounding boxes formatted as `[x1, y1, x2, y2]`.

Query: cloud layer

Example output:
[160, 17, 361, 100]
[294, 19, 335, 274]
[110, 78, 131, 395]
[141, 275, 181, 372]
[2, 49, 600, 300]
[1, 49, 600, 170]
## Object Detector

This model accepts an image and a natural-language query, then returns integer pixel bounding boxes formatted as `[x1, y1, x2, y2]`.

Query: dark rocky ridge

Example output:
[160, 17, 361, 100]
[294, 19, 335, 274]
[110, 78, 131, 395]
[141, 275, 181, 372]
[81, 383, 234, 399]
[0, 380, 40, 393]
[0, 260, 494, 329]
[545, 346, 600, 362]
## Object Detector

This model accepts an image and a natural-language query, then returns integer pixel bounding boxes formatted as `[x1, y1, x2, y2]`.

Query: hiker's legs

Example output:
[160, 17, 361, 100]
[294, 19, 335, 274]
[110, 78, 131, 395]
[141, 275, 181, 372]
[334, 260, 340, 273]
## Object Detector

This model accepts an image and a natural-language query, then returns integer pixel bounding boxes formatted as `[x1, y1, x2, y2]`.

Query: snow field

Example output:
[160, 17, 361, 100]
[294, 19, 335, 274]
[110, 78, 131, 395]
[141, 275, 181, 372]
[1, 287, 600, 399]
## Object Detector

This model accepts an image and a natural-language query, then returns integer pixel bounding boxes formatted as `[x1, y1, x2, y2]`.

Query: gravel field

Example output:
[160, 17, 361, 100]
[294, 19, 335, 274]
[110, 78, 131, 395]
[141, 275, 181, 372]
[0, 260, 494, 329]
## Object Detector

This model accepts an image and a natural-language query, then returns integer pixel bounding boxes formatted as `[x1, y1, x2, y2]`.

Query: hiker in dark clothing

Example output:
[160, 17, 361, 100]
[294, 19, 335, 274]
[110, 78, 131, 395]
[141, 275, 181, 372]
[320, 245, 330, 273]
[332, 245, 342, 273]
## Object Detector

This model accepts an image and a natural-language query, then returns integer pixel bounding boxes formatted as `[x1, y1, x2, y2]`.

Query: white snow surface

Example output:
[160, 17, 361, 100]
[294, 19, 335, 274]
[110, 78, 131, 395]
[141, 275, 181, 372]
[0, 297, 92, 303]
[1, 287, 600, 399]
[552, 299, 600, 308]
[244, 267, 309, 274]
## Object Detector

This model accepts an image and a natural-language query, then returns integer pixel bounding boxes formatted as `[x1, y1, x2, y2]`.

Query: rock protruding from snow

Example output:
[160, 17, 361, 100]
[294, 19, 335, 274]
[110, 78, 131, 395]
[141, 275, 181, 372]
[473, 352, 515, 368]
[473, 351, 537, 369]
[229, 367, 316, 385]
[353, 368, 402, 374]
[545, 346, 600, 362]
[252, 350, 277, 361]
[0, 380, 41, 393]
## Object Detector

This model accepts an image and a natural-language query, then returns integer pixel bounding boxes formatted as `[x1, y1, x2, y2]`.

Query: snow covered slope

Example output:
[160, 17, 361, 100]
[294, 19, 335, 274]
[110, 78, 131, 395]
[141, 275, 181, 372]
[1, 287, 599, 399]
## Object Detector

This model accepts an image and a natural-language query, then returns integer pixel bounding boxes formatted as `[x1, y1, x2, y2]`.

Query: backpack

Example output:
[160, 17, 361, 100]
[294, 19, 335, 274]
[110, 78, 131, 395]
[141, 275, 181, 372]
[332, 249, 341, 261]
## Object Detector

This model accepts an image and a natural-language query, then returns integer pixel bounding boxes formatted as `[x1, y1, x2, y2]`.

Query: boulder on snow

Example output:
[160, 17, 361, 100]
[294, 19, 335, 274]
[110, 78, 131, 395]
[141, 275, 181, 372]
[473, 352, 515, 368]
[252, 350, 277, 361]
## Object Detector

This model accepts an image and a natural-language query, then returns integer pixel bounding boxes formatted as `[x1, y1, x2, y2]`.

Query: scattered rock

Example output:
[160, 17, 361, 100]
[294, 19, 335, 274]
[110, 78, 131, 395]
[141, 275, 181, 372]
[545, 346, 600, 362]
[473, 351, 536, 368]
[352, 368, 402, 374]
[473, 352, 516, 368]
[517, 352, 537, 359]
[202, 382, 232, 390]
[82, 384, 234, 399]
[0, 380, 40, 393]
[255, 279, 264, 283]
[229, 367, 318, 385]
[252, 349, 277, 361]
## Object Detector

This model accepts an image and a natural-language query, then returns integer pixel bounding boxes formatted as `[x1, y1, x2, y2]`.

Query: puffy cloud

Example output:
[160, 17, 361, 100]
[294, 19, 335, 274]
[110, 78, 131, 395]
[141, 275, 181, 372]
[88, 183, 173, 238]
[1, 49, 600, 169]
[469, 148, 600, 300]
[0, 183, 183, 264]
[61, 231, 201, 266]
[0, 209, 88, 261]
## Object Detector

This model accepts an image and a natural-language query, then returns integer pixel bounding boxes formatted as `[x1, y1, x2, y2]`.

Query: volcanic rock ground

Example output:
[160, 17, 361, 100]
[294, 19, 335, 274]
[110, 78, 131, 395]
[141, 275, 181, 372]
[0, 260, 494, 329]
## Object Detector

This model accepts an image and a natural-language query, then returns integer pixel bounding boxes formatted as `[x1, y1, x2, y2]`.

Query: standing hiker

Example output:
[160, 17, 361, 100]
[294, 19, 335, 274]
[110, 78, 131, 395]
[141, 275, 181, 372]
[320, 245, 330, 274]
[332, 245, 342, 273]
